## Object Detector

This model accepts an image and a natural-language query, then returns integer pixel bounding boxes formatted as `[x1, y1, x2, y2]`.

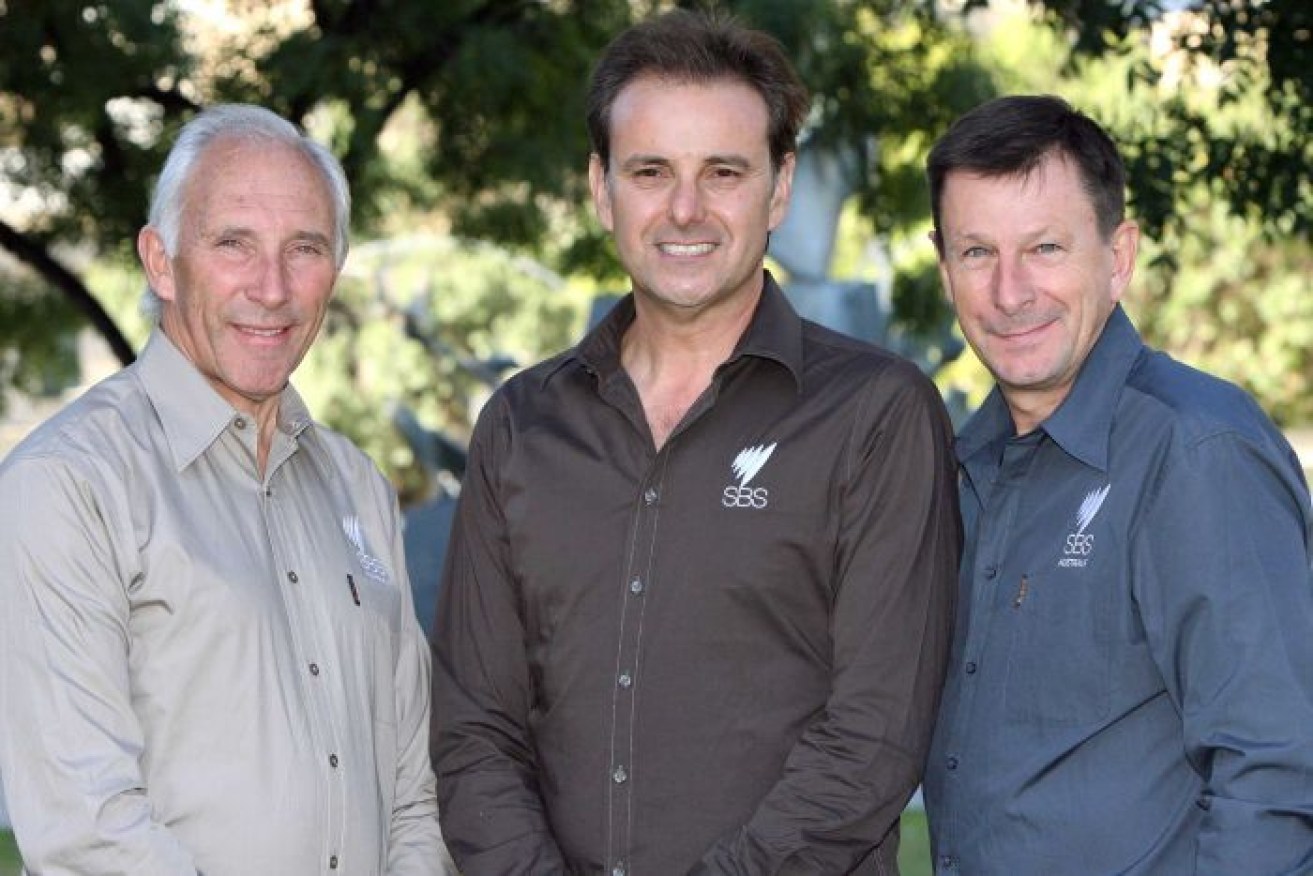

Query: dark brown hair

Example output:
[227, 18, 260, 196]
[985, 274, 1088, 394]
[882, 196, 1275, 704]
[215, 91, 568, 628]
[927, 94, 1127, 246]
[586, 9, 809, 172]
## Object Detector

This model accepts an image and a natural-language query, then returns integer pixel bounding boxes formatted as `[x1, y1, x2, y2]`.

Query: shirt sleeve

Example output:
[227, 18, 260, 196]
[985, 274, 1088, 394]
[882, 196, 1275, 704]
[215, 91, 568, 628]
[1134, 429, 1313, 874]
[692, 365, 962, 873]
[375, 477, 457, 875]
[0, 456, 199, 874]
[429, 398, 570, 875]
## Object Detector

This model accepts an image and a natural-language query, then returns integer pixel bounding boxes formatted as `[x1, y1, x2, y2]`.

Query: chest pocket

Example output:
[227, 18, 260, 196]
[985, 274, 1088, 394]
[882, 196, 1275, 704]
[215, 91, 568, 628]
[1002, 558, 1114, 726]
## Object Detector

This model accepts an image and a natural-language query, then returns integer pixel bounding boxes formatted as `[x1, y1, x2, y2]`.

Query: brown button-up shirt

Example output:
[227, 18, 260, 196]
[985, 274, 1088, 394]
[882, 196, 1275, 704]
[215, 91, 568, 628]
[432, 274, 960, 874]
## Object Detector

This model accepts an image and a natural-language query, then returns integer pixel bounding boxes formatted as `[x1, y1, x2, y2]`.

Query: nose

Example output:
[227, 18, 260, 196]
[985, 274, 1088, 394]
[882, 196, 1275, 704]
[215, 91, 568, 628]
[993, 251, 1035, 316]
[667, 174, 706, 227]
[246, 253, 292, 308]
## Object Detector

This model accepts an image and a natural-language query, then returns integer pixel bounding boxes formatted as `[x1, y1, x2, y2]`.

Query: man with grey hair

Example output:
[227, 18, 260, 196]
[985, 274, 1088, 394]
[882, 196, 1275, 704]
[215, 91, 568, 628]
[0, 104, 451, 874]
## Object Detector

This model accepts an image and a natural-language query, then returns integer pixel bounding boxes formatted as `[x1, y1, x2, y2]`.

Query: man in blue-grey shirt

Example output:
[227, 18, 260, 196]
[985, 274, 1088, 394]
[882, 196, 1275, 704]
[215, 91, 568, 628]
[923, 94, 1313, 874]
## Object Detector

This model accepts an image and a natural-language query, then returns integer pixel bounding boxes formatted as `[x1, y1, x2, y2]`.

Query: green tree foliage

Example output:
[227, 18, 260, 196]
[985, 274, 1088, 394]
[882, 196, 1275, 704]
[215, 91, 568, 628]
[0, 270, 81, 400]
[0, 0, 1307, 437]
[998, 0, 1311, 243]
[0, 0, 984, 426]
[0, 1, 197, 378]
[296, 233, 592, 500]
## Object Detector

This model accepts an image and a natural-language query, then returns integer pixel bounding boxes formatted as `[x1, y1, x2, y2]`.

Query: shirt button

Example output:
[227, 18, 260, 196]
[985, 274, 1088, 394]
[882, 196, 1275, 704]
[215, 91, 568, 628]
[329, 854, 339, 869]
[612, 765, 628, 784]
[264, 487, 273, 497]
[964, 661, 978, 675]
[612, 865, 626, 876]
[643, 487, 658, 506]
[940, 854, 956, 869]
[984, 565, 998, 580]
[309, 663, 320, 676]
[329, 754, 339, 768]
[287, 570, 299, 584]
[629, 578, 644, 595]
[233, 416, 247, 430]
[946, 755, 959, 771]
[618, 672, 633, 689]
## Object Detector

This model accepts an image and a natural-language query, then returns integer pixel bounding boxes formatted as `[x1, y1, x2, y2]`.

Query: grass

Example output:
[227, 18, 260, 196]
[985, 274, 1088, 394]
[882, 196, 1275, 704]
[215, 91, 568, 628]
[0, 820, 929, 875]
[900, 809, 932, 876]
[0, 830, 18, 876]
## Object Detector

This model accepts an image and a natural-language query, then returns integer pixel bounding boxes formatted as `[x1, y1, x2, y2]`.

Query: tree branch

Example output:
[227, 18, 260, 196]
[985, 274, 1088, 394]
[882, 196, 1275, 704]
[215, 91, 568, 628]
[0, 218, 136, 366]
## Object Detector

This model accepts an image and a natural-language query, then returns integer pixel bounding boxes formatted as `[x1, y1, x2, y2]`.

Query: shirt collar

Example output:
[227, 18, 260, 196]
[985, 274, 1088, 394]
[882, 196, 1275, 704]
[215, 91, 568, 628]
[137, 328, 314, 472]
[546, 269, 805, 392]
[957, 305, 1144, 472]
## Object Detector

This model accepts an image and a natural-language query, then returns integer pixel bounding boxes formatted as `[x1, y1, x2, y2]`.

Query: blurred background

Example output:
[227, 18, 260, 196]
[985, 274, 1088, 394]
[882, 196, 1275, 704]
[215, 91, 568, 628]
[0, 1, 1308, 871]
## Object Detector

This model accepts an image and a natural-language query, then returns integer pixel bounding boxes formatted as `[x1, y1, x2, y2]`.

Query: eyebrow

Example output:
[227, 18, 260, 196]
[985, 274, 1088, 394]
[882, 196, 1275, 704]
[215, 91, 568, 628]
[618, 153, 755, 172]
[209, 225, 334, 249]
[290, 230, 334, 249]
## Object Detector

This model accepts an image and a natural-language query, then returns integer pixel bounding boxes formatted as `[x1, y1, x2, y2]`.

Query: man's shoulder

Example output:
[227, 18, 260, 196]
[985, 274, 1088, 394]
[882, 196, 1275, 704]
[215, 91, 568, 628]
[3, 367, 148, 474]
[1125, 347, 1277, 443]
[491, 348, 582, 406]
[798, 318, 937, 395]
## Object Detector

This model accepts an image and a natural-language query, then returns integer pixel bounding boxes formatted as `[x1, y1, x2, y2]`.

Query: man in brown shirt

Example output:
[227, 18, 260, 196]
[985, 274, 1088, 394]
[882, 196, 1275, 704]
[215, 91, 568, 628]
[431, 10, 960, 874]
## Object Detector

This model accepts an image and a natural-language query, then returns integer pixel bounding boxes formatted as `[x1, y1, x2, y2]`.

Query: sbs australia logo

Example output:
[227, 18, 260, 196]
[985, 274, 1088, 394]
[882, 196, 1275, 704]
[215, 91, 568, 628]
[722, 442, 777, 510]
[1058, 484, 1110, 568]
[342, 514, 392, 585]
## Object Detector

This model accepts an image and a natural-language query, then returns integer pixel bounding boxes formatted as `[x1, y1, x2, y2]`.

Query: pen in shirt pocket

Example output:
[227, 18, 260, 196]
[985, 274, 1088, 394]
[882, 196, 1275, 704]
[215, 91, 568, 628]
[1013, 574, 1030, 608]
[346, 573, 361, 606]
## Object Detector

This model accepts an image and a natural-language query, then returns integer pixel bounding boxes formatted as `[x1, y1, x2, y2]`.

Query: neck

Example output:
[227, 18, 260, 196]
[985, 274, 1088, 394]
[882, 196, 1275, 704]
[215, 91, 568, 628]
[621, 286, 760, 449]
[1004, 390, 1062, 437]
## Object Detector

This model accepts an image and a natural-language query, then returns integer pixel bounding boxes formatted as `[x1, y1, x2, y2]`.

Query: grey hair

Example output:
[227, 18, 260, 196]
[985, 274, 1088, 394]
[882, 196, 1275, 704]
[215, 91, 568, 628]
[140, 103, 351, 320]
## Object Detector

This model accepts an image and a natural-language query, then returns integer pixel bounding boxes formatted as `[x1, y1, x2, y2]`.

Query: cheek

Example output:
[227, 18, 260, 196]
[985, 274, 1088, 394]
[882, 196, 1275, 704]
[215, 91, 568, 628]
[945, 280, 983, 319]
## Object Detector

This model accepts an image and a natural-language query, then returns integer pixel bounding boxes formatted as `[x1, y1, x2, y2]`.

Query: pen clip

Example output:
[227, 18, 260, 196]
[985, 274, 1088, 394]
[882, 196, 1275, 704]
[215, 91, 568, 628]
[346, 573, 361, 606]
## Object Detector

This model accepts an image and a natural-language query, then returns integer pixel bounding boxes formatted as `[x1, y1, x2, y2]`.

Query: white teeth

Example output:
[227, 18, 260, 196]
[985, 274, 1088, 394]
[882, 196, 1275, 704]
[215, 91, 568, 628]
[660, 242, 715, 256]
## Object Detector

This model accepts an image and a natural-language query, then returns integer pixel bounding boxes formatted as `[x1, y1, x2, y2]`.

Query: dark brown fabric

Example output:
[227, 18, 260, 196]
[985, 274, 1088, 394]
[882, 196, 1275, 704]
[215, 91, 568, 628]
[432, 274, 960, 875]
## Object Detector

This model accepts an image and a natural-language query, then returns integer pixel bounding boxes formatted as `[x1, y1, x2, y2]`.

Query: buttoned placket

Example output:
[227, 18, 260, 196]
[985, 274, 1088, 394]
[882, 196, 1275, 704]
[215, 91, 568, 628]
[259, 433, 348, 873]
[937, 434, 1042, 873]
[605, 446, 670, 876]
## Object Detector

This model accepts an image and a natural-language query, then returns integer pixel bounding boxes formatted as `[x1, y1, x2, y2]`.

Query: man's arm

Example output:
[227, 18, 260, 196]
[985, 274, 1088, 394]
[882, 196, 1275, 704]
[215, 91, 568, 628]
[429, 399, 569, 875]
[1136, 431, 1313, 875]
[375, 478, 457, 874]
[694, 365, 961, 874]
[0, 457, 197, 874]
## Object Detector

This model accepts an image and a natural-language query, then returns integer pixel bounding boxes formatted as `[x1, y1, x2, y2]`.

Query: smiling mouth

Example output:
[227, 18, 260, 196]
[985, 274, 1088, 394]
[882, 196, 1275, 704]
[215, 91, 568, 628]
[658, 242, 716, 256]
[994, 319, 1056, 341]
[234, 324, 292, 340]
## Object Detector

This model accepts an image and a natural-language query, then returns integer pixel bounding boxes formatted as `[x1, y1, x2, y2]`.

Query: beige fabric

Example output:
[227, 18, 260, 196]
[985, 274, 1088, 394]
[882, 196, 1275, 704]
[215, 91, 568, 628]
[0, 330, 452, 875]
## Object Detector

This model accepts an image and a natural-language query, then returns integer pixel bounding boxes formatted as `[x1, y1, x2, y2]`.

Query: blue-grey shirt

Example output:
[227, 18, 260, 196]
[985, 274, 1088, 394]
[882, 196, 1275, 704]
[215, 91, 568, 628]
[925, 306, 1313, 874]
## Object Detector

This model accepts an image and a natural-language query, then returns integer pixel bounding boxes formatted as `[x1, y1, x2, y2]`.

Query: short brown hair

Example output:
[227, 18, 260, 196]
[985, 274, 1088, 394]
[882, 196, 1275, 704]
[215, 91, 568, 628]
[927, 95, 1127, 246]
[586, 9, 809, 173]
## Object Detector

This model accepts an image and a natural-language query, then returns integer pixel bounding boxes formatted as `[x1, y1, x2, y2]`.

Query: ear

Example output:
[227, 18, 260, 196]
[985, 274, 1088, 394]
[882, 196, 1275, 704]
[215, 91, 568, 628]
[929, 230, 957, 309]
[767, 152, 796, 231]
[1108, 219, 1139, 304]
[137, 226, 177, 302]
[588, 153, 614, 233]
[929, 229, 945, 262]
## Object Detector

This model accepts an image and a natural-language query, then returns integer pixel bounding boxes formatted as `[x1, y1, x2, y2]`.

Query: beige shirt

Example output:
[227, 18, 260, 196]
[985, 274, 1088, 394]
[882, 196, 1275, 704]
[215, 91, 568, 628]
[0, 330, 449, 875]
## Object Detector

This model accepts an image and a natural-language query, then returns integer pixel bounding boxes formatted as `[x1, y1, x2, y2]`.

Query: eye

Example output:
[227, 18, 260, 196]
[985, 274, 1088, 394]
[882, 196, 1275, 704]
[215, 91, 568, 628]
[291, 241, 328, 257]
[705, 165, 747, 190]
[962, 245, 990, 260]
[1035, 242, 1063, 255]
